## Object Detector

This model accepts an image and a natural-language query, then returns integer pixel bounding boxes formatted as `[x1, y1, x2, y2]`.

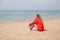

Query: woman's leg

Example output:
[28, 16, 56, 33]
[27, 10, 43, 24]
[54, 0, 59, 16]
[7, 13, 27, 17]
[30, 25, 35, 30]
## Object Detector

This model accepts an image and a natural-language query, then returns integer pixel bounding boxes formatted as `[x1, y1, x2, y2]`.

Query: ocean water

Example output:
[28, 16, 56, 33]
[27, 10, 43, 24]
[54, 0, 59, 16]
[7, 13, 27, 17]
[0, 10, 60, 22]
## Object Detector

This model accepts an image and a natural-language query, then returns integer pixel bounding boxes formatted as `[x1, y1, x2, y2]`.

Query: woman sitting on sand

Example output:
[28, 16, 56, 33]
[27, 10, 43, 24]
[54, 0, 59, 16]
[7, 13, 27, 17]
[29, 14, 44, 32]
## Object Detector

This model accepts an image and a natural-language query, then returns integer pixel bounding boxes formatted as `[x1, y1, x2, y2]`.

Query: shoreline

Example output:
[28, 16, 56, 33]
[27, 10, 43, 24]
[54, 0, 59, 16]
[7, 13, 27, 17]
[0, 18, 60, 22]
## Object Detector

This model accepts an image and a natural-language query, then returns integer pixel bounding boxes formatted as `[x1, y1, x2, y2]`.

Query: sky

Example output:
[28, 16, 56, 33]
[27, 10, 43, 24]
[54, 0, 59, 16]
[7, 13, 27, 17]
[0, 0, 60, 10]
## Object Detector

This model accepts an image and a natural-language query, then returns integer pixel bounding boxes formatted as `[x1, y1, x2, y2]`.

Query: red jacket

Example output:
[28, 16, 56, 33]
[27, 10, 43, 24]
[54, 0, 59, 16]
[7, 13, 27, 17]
[29, 17, 44, 31]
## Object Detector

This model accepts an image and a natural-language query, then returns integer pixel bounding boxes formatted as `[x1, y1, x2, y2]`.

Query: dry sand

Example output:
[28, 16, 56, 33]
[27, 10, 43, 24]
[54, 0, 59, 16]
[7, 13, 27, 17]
[0, 18, 60, 40]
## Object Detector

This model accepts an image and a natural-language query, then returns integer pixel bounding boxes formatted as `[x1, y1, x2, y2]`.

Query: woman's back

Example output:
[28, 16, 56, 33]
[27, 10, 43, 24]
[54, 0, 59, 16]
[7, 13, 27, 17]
[34, 17, 44, 31]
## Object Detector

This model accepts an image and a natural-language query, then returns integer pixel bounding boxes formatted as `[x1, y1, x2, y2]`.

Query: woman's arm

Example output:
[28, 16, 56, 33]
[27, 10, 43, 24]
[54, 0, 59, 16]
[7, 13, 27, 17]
[29, 18, 37, 27]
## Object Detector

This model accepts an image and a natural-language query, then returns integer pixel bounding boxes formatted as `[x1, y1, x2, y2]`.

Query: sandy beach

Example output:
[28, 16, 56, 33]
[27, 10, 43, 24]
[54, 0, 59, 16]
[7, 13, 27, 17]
[0, 18, 60, 40]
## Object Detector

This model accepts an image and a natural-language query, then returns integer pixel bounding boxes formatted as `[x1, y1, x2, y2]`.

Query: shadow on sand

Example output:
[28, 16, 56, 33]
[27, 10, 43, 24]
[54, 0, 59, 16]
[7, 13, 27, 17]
[31, 29, 47, 32]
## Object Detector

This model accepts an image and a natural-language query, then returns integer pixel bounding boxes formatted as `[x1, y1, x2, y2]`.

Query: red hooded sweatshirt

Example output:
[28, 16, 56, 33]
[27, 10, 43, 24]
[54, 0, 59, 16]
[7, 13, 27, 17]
[29, 17, 44, 32]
